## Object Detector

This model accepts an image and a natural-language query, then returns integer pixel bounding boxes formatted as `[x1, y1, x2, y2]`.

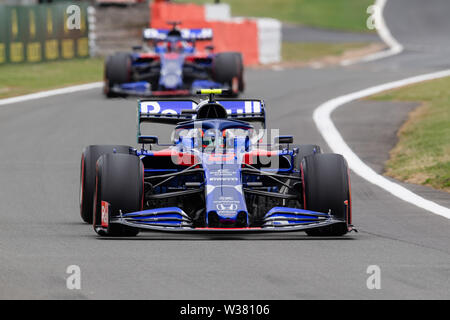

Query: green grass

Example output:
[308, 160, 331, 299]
[0, 58, 103, 99]
[282, 42, 368, 63]
[371, 77, 450, 192]
[177, 0, 374, 32]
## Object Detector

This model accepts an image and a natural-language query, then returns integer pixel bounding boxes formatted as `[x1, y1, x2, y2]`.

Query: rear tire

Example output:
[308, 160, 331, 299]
[80, 145, 132, 223]
[104, 52, 131, 98]
[301, 153, 351, 236]
[93, 153, 143, 237]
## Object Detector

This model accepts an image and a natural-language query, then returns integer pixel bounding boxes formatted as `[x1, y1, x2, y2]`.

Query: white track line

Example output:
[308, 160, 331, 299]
[341, 0, 403, 66]
[313, 69, 450, 219]
[0, 82, 103, 107]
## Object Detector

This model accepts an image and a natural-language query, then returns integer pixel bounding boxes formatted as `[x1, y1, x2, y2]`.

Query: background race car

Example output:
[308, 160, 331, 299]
[80, 90, 353, 237]
[104, 22, 245, 97]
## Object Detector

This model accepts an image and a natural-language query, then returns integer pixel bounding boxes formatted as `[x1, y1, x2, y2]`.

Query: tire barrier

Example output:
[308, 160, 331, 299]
[150, 2, 281, 65]
[151, 2, 205, 23]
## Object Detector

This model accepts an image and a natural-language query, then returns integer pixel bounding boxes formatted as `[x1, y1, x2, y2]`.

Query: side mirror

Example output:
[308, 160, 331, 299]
[138, 135, 158, 145]
[132, 45, 143, 51]
[274, 135, 293, 144]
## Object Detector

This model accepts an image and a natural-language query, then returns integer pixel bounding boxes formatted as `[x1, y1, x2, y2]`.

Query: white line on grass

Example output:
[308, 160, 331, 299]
[313, 69, 450, 219]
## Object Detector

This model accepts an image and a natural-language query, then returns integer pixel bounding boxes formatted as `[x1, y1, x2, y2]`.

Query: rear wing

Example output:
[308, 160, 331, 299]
[137, 99, 266, 140]
[142, 28, 213, 41]
[219, 100, 266, 123]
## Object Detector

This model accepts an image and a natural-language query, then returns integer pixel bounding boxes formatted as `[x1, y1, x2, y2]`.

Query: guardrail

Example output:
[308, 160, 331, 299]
[0, 2, 90, 64]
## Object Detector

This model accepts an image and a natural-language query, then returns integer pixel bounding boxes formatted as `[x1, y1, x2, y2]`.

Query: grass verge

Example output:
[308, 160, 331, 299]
[282, 42, 369, 63]
[370, 77, 450, 192]
[0, 58, 103, 99]
[178, 0, 374, 32]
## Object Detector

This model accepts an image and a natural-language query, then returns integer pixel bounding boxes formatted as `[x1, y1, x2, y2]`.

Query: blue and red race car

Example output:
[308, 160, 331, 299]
[80, 89, 353, 237]
[104, 22, 244, 97]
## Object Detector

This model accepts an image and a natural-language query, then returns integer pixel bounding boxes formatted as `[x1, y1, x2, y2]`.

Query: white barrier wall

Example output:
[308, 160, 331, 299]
[257, 18, 282, 64]
[205, 3, 281, 65]
[205, 3, 231, 21]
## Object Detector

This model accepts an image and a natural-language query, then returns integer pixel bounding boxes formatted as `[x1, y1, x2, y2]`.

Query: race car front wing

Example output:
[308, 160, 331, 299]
[103, 204, 346, 233]
[109, 79, 227, 97]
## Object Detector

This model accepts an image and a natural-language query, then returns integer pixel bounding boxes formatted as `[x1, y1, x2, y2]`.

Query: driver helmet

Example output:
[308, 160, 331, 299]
[202, 130, 217, 150]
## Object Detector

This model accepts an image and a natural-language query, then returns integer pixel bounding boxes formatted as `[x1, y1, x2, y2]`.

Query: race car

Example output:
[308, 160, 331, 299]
[104, 22, 244, 98]
[80, 89, 353, 237]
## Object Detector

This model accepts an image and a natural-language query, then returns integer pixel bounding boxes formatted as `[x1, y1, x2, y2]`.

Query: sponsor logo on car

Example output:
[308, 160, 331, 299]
[101, 201, 109, 228]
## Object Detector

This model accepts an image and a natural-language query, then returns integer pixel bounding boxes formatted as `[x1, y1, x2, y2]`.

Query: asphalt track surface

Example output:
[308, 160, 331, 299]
[0, 0, 449, 299]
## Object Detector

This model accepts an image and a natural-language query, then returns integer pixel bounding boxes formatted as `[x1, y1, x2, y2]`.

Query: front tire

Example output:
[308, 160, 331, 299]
[301, 153, 351, 236]
[80, 145, 132, 223]
[93, 153, 143, 237]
